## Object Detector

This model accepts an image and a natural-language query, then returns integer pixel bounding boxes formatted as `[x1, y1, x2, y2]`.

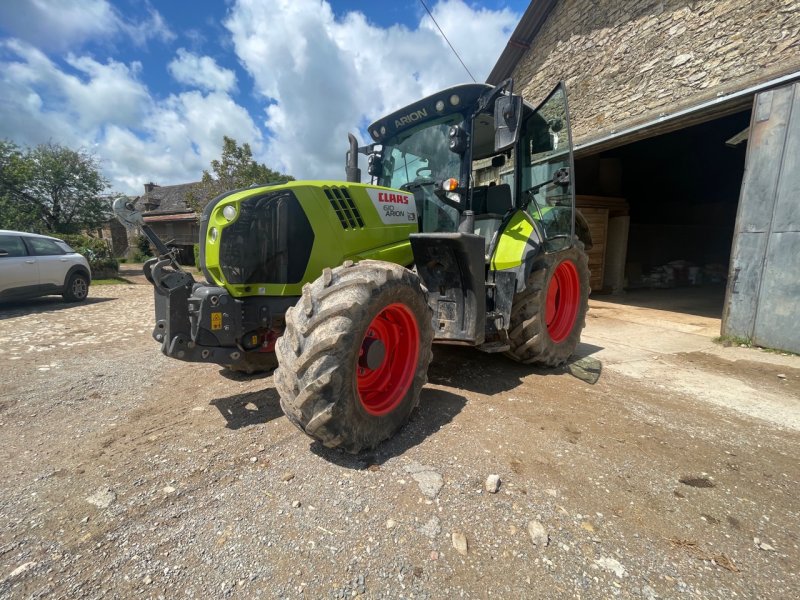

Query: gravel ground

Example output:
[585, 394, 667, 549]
[0, 278, 798, 599]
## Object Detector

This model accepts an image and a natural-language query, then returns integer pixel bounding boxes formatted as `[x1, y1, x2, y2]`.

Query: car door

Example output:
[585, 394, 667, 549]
[0, 234, 39, 298]
[24, 236, 68, 292]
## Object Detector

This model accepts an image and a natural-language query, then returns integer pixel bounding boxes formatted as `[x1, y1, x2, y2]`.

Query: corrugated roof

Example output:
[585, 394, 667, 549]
[486, 0, 559, 85]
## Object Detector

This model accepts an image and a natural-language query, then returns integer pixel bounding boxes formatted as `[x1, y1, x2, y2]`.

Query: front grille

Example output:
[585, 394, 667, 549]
[325, 187, 364, 229]
[219, 189, 314, 285]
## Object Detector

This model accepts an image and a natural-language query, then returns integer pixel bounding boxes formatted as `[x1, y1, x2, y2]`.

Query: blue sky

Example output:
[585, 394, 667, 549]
[0, 1, 527, 195]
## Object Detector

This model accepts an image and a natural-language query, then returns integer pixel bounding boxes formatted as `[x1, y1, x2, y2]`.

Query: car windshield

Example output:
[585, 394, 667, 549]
[377, 115, 463, 189]
[55, 241, 75, 253]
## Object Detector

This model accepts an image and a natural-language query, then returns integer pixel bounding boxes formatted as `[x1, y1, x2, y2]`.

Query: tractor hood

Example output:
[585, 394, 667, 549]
[198, 181, 417, 298]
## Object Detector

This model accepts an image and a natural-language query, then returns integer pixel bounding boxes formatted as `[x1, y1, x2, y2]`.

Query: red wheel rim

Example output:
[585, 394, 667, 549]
[356, 303, 420, 416]
[545, 260, 580, 343]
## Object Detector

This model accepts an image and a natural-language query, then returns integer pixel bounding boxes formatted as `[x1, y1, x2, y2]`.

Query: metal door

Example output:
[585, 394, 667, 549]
[723, 81, 800, 353]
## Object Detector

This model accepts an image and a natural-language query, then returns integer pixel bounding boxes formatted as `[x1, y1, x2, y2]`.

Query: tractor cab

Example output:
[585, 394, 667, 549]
[356, 81, 577, 258]
[347, 80, 584, 352]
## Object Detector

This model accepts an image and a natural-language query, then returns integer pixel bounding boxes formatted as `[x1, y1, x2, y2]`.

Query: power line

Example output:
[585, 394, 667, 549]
[418, 0, 476, 83]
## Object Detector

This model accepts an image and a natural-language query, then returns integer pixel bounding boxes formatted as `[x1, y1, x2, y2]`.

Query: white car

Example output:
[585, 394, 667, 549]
[0, 230, 91, 302]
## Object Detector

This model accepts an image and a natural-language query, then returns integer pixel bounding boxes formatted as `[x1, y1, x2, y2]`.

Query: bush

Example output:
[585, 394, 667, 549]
[135, 234, 152, 257]
[57, 234, 119, 277]
[193, 244, 200, 267]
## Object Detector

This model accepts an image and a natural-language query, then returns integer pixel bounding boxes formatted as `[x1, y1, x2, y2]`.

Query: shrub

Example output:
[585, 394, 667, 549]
[57, 234, 119, 277]
[193, 243, 200, 267]
[135, 234, 152, 257]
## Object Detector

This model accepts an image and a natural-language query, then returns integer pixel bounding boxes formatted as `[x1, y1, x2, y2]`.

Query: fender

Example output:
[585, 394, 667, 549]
[63, 264, 91, 286]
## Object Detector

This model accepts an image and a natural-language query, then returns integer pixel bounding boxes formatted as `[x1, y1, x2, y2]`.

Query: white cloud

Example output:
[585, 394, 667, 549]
[0, 0, 173, 51]
[225, 0, 518, 179]
[0, 40, 149, 138]
[168, 49, 237, 93]
[0, 40, 261, 195]
[0, 0, 519, 195]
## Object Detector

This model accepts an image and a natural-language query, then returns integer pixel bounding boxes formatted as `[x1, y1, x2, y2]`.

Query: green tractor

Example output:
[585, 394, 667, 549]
[115, 80, 590, 453]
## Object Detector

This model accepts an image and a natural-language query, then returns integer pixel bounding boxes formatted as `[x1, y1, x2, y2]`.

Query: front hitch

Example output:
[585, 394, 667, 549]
[113, 197, 251, 369]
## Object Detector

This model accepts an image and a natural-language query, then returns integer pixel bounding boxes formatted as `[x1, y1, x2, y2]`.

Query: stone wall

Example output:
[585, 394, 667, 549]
[513, 0, 800, 145]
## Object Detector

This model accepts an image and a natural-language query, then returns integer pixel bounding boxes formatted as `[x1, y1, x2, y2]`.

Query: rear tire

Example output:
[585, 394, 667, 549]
[505, 240, 589, 366]
[275, 260, 433, 453]
[62, 272, 90, 302]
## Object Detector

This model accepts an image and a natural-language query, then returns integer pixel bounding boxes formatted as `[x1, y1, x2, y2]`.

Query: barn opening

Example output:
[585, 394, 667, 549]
[574, 107, 752, 322]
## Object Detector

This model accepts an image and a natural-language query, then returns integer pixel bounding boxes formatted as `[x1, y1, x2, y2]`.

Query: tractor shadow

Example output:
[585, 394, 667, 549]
[210, 387, 284, 430]
[0, 296, 113, 320]
[427, 342, 604, 394]
[310, 388, 467, 469]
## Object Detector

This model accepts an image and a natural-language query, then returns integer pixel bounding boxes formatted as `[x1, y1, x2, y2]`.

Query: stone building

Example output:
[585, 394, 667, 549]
[130, 182, 205, 264]
[489, 0, 800, 351]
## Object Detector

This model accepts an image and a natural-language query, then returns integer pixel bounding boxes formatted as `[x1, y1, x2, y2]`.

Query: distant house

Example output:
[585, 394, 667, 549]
[132, 182, 208, 264]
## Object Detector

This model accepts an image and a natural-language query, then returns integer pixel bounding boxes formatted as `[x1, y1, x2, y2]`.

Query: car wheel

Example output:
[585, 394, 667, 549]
[63, 272, 90, 302]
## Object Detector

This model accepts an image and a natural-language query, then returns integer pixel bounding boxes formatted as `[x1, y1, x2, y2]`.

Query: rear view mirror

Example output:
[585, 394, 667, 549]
[494, 94, 523, 152]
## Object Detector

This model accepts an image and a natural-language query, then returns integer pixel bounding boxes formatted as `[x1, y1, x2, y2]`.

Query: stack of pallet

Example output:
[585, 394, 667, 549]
[575, 196, 630, 293]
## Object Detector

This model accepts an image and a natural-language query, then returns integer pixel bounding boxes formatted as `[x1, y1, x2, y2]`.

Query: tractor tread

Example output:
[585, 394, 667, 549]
[505, 239, 590, 367]
[275, 260, 433, 454]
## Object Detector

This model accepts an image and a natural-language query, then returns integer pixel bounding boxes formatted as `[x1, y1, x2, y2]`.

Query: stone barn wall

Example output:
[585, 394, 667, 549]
[512, 0, 800, 144]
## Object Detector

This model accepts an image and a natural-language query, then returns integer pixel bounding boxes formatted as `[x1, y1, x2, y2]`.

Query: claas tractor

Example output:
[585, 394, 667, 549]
[115, 80, 591, 453]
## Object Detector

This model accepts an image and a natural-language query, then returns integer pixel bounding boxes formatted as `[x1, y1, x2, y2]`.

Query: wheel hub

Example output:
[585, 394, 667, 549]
[358, 337, 386, 370]
[356, 303, 420, 416]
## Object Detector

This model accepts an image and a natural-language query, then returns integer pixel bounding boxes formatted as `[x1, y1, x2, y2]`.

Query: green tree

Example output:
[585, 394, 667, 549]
[0, 140, 40, 232]
[188, 136, 293, 211]
[0, 140, 110, 234]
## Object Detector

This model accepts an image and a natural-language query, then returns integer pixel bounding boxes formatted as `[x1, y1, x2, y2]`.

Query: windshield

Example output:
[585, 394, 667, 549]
[376, 116, 463, 233]
[377, 116, 463, 188]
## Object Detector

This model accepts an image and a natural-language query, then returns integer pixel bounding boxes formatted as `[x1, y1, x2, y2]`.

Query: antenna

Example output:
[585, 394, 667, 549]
[419, 0, 476, 83]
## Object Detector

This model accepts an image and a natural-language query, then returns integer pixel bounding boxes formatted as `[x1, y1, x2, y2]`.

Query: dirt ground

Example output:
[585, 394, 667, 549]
[0, 272, 798, 599]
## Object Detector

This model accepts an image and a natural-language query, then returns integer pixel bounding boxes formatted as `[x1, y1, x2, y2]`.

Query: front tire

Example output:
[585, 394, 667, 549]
[275, 260, 433, 453]
[62, 272, 90, 302]
[505, 240, 590, 366]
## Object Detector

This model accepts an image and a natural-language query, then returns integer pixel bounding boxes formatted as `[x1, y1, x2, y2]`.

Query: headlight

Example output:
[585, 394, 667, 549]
[209, 227, 218, 243]
[222, 205, 237, 221]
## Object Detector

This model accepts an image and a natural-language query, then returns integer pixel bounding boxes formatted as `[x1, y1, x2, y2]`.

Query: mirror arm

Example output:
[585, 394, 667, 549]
[477, 78, 514, 116]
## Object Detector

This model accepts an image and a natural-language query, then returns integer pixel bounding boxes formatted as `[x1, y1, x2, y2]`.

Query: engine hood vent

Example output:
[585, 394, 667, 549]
[325, 186, 364, 229]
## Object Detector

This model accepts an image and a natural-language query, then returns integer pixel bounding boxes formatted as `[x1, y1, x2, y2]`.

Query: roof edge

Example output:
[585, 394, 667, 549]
[487, 0, 560, 85]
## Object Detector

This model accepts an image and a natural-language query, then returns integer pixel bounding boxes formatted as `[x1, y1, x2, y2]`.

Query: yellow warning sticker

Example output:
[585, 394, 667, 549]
[210, 312, 222, 330]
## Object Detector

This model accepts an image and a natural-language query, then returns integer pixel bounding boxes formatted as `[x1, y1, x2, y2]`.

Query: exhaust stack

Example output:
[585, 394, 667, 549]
[345, 133, 361, 183]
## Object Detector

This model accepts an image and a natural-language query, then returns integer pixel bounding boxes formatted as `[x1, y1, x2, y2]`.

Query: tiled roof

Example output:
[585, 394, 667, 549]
[134, 182, 208, 215]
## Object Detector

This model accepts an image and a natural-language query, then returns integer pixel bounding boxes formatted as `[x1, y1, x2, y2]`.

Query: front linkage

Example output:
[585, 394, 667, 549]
[113, 198, 272, 372]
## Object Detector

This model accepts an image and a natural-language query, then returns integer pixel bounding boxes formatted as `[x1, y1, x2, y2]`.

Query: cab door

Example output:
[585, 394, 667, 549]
[0, 234, 39, 298]
[518, 82, 576, 252]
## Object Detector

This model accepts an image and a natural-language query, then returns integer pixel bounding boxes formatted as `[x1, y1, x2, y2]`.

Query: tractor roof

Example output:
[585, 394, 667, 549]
[367, 83, 494, 145]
